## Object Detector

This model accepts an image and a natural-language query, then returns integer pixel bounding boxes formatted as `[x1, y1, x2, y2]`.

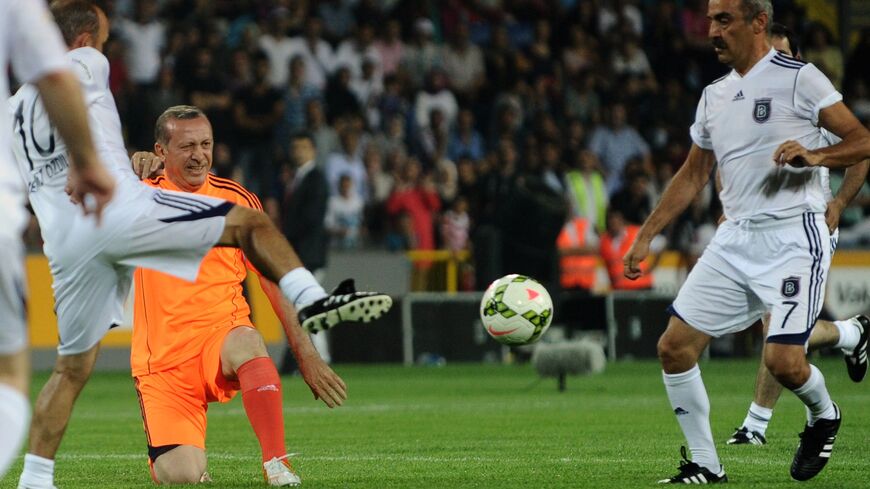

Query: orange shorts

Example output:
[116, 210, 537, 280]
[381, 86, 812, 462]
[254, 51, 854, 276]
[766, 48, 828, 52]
[134, 325, 252, 451]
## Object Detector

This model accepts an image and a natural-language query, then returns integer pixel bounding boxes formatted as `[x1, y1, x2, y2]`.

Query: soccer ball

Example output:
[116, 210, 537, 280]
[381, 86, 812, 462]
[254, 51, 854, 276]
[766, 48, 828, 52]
[480, 274, 554, 345]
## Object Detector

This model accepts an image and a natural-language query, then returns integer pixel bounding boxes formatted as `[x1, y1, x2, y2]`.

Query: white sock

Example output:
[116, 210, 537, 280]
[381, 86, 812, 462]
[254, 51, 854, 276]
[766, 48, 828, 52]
[791, 364, 837, 426]
[0, 384, 29, 479]
[741, 402, 773, 436]
[17, 453, 55, 489]
[278, 268, 327, 308]
[833, 319, 861, 352]
[662, 365, 720, 472]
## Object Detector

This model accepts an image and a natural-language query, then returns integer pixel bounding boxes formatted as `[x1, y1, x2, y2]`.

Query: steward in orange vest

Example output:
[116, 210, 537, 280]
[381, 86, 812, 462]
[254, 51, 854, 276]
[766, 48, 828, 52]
[557, 217, 598, 290]
[600, 209, 654, 290]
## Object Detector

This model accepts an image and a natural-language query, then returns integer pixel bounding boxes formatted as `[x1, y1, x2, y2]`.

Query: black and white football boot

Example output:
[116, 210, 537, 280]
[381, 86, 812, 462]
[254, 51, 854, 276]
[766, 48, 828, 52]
[297, 279, 393, 333]
[843, 315, 869, 383]
[790, 403, 841, 481]
[726, 426, 767, 445]
[658, 447, 728, 484]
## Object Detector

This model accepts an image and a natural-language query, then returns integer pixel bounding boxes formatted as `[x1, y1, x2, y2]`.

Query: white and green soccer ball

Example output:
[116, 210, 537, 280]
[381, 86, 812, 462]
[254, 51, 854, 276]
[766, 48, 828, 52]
[480, 274, 553, 345]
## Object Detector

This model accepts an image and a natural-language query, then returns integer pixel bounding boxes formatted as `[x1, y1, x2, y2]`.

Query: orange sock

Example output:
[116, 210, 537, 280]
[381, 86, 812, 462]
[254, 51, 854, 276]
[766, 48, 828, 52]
[237, 357, 286, 462]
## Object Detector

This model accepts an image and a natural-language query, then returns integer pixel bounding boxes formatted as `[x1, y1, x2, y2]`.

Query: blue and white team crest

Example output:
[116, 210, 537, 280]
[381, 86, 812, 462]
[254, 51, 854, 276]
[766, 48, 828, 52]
[781, 276, 801, 298]
[753, 98, 772, 123]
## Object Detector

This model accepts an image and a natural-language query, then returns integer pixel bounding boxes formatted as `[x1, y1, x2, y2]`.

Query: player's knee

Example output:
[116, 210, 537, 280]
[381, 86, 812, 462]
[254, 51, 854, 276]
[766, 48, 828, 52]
[765, 355, 809, 388]
[54, 359, 95, 386]
[156, 465, 206, 485]
[231, 327, 268, 357]
[657, 334, 684, 370]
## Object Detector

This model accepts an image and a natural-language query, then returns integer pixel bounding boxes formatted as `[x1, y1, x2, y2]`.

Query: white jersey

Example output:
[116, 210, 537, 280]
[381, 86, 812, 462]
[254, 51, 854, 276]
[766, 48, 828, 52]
[8, 46, 138, 245]
[691, 48, 841, 221]
[0, 0, 68, 240]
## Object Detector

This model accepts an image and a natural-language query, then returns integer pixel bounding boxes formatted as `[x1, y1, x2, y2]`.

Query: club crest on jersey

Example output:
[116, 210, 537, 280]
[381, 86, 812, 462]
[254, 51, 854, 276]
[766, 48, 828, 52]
[753, 98, 772, 123]
[781, 276, 800, 298]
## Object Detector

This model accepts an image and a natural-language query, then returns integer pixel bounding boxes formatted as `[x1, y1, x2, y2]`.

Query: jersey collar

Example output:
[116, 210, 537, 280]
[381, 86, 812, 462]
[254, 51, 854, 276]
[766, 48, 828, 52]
[733, 47, 777, 80]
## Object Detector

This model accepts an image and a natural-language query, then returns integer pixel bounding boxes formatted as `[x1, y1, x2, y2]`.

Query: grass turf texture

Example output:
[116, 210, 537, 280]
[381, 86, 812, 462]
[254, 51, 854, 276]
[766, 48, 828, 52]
[2, 358, 868, 488]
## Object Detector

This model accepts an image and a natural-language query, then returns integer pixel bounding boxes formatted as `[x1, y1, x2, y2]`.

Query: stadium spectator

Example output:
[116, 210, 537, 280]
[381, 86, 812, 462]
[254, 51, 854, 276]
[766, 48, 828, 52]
[843, 27, 870, 101]
[335, 23, 382, 85]
[318, 0, 356, 44]
[401, 18, 442, 90]
[258, 8, 295, 88]
[564, 150, 608, 234]
[281, 55, 322, 136]
[600, 208, 656, 290]
[588, 102, 652, 194]
[414, 69, 459, 131]
[278, 131, 332, 367]
[233, 51, 284, 197]
[386, 158, 442, 255]
[374, 19, 405, 76]
[181, 48, 232, 140]
[448, 108, 486, 162]
[326, 174, 365, 250]
[610, 168, 655, 225]
[556, 215, 599, 292]
[325, 123, 367, 197]
[803, 23, 844, 90]
[305, 99, 339, 169]
[115, 0, 165, 88]
[442, 22, 485, 102]
[287, 16, 334, 90]
[598, 0, 643, 37]
[350, 56, 384, 127]
[324, 66, 362, 123]
[561, 25, 598, 78]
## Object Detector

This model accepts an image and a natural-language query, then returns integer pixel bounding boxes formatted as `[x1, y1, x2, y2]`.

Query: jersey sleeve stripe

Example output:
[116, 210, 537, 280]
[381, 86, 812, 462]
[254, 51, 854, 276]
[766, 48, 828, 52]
[208, 177, 262, 210]
[209, 175, 259, 202]
[774, 53, 806, 66]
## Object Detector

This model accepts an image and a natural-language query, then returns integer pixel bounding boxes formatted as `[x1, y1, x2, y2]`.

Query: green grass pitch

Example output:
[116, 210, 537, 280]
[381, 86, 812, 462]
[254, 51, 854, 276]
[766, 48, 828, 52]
[2, 358, 868, 488]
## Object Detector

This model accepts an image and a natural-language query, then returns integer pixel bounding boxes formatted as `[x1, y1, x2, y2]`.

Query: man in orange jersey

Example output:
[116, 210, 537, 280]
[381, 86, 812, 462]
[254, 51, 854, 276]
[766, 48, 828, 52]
[128, 106, 357, 486]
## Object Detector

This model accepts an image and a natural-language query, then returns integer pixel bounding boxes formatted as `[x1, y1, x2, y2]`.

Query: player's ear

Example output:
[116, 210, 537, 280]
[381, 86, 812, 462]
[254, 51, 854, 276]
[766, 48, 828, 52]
[154, 142, 166, 158]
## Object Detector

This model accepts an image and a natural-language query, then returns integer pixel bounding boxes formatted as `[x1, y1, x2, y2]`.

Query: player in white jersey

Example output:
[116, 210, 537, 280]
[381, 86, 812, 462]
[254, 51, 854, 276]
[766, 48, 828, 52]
[622, 0, 870, 483]
[0, 0, 114, 480]
[12, 3, 390, 488]
[724, 23, 870, 447]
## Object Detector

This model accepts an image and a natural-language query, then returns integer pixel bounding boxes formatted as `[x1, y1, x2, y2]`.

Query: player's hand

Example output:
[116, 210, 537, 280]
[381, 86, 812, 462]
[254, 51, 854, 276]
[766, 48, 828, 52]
[131, 151, 164, 179]
[825, 199, 843, 233]
[298, 353, 348, 408]
[623, 239, 649, 280]
[66, 163, 115, 223]
[773, 140, 823, 168]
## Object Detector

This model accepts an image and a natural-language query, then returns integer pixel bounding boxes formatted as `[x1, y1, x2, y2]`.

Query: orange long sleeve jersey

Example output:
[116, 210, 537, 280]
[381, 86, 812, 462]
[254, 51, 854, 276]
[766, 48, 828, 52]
[131, 174, 263, 376]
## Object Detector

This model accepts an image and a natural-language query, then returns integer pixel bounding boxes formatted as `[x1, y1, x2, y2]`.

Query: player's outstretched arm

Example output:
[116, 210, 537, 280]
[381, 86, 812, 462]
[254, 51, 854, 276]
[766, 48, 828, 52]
[774, 102, 870, 169]
[258, 277, 348, 408]
[36, 71, 114, 218]
[826, 159, 870, 232]
[623, 144, 715, 279]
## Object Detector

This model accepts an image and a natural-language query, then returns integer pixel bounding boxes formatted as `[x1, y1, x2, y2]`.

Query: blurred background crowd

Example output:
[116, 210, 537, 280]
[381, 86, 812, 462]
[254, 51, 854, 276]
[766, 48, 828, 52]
[24, 0, 870, 292]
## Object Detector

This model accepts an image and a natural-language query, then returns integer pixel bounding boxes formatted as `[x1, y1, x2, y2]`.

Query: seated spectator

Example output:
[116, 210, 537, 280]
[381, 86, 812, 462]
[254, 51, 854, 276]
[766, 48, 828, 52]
[287, 17, 335, 90]
[334, 23, 382, 84]
[441, 196, 471, 254]
[326, 174, 365, 249]
[324, 66, 362, 123]
[282, 55, 322, 135]
[374, 19, 405, 76]
[442, 22, 485, 102]
[588, 102, 652, 194]
[609, 169, 655, 225]
[325, 124, 367, 197]
[414, 69, 459, 131]
[448, 109, 485, 162]
[386, 158, 441, 253]
[400, 18, 442, 90]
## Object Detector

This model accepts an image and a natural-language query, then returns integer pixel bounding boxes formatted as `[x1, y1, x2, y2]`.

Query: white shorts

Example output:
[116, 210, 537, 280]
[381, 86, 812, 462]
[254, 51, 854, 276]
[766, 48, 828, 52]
[671, 212, 831, 346]
[45, 181, 232, 356]
[0, 236, 27, 355]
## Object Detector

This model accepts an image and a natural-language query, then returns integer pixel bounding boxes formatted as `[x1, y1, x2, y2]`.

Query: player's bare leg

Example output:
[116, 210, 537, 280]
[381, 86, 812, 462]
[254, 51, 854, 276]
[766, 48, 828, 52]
[18, 343, 100, 488]
[656, 316, 728, 483]
[151, 445, 209, 484]
[219, 206, 392, 333]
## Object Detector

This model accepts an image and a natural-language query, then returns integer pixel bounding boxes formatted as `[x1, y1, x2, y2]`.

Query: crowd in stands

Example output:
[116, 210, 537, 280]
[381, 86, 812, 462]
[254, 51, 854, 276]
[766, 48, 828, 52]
[27, 0, 870, 290]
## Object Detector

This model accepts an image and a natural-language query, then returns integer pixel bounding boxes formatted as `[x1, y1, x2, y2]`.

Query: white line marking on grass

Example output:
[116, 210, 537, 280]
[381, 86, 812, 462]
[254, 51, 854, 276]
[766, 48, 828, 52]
[56, 453, 586, 464]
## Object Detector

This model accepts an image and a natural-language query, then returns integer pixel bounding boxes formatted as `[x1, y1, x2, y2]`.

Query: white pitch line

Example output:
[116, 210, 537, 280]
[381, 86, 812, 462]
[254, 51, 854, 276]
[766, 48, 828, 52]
[49, 453, 587, 464]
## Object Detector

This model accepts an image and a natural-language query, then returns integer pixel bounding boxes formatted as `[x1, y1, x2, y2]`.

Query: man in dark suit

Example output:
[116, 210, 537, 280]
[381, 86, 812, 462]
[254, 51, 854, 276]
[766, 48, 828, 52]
[281, 131, 331, 372]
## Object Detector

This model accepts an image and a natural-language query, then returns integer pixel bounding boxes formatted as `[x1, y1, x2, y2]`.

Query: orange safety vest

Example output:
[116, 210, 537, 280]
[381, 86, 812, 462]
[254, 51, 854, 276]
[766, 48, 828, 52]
[556, 218, 598, 290]
[600, 225, 653, 290]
